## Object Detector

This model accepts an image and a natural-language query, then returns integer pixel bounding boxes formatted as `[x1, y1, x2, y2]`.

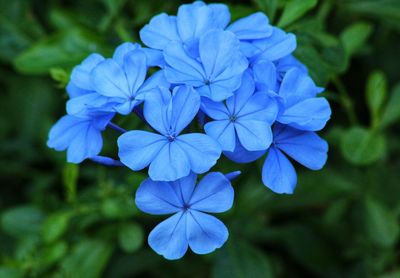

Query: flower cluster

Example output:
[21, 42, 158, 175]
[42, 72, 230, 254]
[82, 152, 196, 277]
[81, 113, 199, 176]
[47, 1, 331, 259]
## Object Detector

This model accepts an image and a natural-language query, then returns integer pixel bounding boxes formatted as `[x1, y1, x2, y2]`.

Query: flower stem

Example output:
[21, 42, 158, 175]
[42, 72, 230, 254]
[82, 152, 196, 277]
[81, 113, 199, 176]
[332, 76, 358, 125]
[90, 156, 124, 167]
[107, 122, 127, 133]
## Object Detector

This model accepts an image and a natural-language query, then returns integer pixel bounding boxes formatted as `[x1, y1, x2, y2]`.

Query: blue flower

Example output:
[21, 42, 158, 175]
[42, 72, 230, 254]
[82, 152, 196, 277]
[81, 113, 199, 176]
[47, 112, 114, 163]
[262, 124, 328, 194]
[202, 71, 278, 152]
[66, 42, 168, 116]
[117, 85, 221, 181]
[135, 172, 234, 260]
[163, 30, 248, 101]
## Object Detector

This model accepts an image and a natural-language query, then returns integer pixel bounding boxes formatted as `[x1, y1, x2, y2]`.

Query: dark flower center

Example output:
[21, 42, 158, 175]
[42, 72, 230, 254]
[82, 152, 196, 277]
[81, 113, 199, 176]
[229, 114, 237, 123]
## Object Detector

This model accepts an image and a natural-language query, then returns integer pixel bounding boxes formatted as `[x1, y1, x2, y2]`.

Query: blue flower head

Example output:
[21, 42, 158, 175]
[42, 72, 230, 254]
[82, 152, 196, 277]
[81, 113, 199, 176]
[135, 172, 234, 260]
[118, 85, 221, 181]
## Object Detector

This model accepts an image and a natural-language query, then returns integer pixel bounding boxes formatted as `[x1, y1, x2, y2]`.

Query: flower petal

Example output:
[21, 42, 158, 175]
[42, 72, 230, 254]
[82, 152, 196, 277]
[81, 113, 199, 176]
[274, 125, 328, 170]
[227, 12, 272, 40]
[122, 50, 147, 96]
[253, 60, 278, 92]
[118, 131, 168, 171]
[200, 97, 229, 120]
[47, 115, 86, 152]
[149, 142, 191, 181]
[170, 86, 200, 134]
[143, 87, 172, 134]
[135, 178, 182, 215]
[92, 59, 130, 98]
[223, 138, 266, 163]
[189, 172, 234, 213]
[262, 147, 297, 194]
[278, 97, 331, 131]
[176, 133, 222, 173]
[170, 172, 197, 205]
[204, 120, 236, 152]
[226, 71, 255, 115]
[235, 120, 272, 151]
[186, 211, 228, 254]
[112, 42, 141, 66]
[148, 212, 188, 260]
[209, 3, 230, 29]
[140, 13, 180, 50]
[70, 54, 104, 91]
[237, 92, 278, 123]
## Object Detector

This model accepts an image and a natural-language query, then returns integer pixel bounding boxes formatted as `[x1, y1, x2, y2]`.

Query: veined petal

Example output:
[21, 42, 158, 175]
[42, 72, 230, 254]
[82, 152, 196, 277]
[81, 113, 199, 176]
[143, 87, 172, 134]
[226, 71, 255, 115]
[66, 93, 118, 116]
[237, 92, 278, 123]
[253, 60, 278, 92]
[70, 53, 104, 91]
[176, 133, 221, 174]
[92, 59, 130, 98]
[123, 50, 147, 96]
[262, 147, 297, 194]
[204, 120, 236, 152]
[170, 86, 200, 134]
[148, 212, 188, 260]
[227, 12, 272, 40]
[135, 178, 182, 215]
[118, 131, 168, 171]
[190, 172, 234, 213]
[149, 142, 191, 181]
[169, 173, 197, 205]
[186, 211, 228, 254]
[140, 13, 180, 50]
[235, 120, 273, 151]
[139, 70, 170, 95]
[278, 97, 331, 131]
[200, 97, 229, 120]
[274, 125, 328, 170]
[113, 42, 141, 66]
[223, 138, 266, 163]
[209, 3, 230, 29]
[199, 30, 241, 79]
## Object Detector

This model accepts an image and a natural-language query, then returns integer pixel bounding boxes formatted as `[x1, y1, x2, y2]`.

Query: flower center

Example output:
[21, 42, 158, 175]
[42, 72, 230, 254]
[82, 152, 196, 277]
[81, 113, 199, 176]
[204, 79, 211, 85]
[182, 203, 190, 211]
[166, 134, 176, 142]
[229, 114, 237, 123]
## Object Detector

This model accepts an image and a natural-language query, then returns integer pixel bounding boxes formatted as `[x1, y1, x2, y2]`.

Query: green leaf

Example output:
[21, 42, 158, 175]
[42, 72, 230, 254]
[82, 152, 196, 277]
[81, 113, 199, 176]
[118, 223, 144, 253]
[0, 267, 23, 278]
[101, 197, 137, 219]
[1, 206, 44, 237]
[366, 71, 387, 127]
[13, 28, 109, 75]
[42, 212, 70, 244]
[60, 239, 113, 278]
[42, 241, 68, 265]
[252, 0, 278, 22]
[364, 197, 399, 248]
[381, 84, 400, 128]
[63, 163, 79, 203]
[212, 240, 274, 278]
[340, 22, 373, 57]
[342, 0, 400, 22]
[278, 0, 318, 28]
[341, 127, 386, 165]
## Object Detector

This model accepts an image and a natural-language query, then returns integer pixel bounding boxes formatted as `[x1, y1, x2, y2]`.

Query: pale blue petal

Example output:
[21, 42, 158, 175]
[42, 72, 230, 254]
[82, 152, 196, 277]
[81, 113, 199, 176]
[274, 125, 328, 170]
[200, 97, 229, 120]
[278, 97, 331, 131]
[262, 147, 297, 194]
[235, 120, 272, 151]
[66, 93, 117, 116]
[252, 27, 296, 62]
[237, 92, 278, 123]
[226, 71, 255, 115]
[149, 142, 191, 181]
[140, 13, 180, 50]
[227, 12, 272, 40]
[186, 211, 228, 254]
[112, 42, 141, 66]
[279, 68, 320, 107]
[142, 48, 165, 68]
[143, 87, 172, 134]
[170, 173, 197, 205]
[148, 212, 188, 260]
[189, 172, 234, 213]
[204, 120, 236, 152]
[276, 55, 308, 78]
[199, 30, 241, 79]
[47, 115, 86, 152]
[92, 59, 130, 98]
[70, 53, 104, 91]
[176, 133, 221, 173]
[170, 86, 200, 134]
[66, 82, 90, 99]
[209, 3, 230, 29]
[135, 178, 182, 215]
[122, 50, 147, 96]
[114, 98, 143, 115]
[223, 138, 266, 163]
[118, 131, 168, 171]
[139, 70, 170, 95]
[253, 60, 278, 92]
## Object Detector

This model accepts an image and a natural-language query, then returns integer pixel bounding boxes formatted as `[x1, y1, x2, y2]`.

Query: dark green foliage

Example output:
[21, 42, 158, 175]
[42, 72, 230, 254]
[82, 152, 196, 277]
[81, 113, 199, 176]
[0, 0, 399, 277]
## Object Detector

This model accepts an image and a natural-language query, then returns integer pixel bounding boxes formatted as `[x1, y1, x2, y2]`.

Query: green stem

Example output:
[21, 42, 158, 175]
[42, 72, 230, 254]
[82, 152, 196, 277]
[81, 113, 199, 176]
[332, 76, 358, 125]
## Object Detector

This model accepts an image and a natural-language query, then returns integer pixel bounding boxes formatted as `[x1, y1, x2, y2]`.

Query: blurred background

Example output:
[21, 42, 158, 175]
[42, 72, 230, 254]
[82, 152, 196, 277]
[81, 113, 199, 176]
[1, 0, 399, 277]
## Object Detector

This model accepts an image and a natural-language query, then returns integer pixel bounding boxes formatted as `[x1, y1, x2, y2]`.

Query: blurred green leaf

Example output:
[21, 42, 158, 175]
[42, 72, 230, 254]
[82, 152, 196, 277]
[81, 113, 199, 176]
[212, 240, 274, 278]
[42, 241, 68, 265]
[381, 84, 400, 128]
[13, 28, 109, 74]
[342, 0, 400, 22]
[101, 196, 136, 219]
[1, 206, 44, 238]
[340, 22, 373, 57]
[278, 0, 318, 28]
[364, 197, 399, 248]
[366, 71, 387, 126]
[340, 127, 386, 165]
[63, 163, 79, 203]
[60, 239, 113, 278]
[252, 0, 278, 22]
[118, 222, 144, 253]
[0, 267, 23, 278]
[42, 212, 70, 244]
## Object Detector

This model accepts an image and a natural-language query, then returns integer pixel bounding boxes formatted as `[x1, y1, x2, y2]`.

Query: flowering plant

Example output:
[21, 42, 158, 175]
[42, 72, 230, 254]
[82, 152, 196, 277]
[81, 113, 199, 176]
[47, 1, 331, 260]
